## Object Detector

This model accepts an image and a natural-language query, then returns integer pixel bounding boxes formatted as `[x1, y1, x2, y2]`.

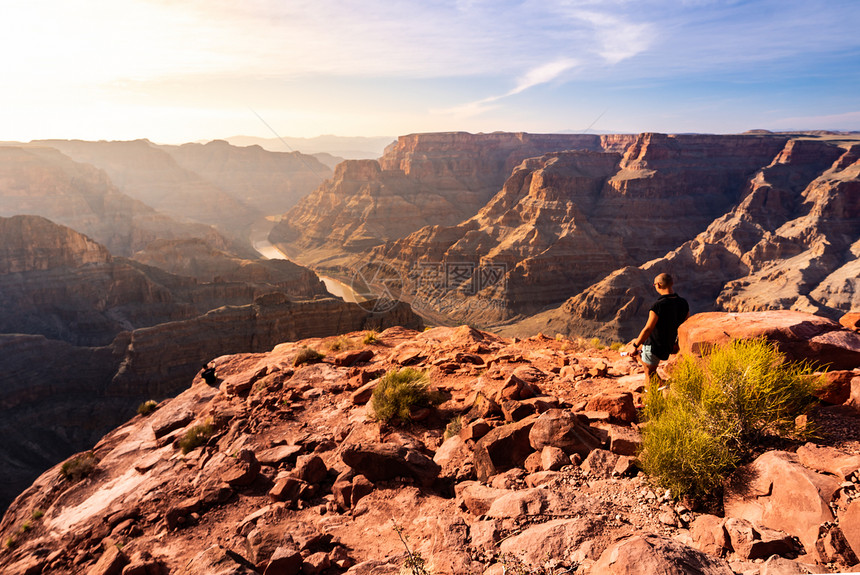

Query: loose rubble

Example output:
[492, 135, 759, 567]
[1, 315, 859, 574]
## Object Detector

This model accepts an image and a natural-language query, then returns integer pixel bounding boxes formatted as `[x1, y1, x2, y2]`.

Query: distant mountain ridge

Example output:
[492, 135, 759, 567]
[270, 131, 860, 340]
[222, 134, 395, 160]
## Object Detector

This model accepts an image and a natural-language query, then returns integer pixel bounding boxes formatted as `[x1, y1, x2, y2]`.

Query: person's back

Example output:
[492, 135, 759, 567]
[629, 273, 689, 380]
[647, 292, 689, 360]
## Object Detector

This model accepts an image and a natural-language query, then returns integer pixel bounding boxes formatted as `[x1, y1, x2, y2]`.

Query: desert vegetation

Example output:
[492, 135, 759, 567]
[137, 400, 158, 416]
[293, 346, 326, 366]
[60, 452, 98, 483]
[639, 338, 823, 500]
[178, 420, 215, 454]
[371, 368, 440, 424]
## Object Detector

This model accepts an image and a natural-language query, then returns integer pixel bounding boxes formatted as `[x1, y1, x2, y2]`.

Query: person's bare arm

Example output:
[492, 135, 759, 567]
[630, 311, 659, 348]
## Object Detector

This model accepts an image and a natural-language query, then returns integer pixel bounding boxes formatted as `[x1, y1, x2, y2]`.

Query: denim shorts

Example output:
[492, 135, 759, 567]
[640, 344, 661, 368]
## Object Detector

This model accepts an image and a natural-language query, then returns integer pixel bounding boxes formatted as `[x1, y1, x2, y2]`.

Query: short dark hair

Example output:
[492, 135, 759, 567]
[655, 273, 673, 288]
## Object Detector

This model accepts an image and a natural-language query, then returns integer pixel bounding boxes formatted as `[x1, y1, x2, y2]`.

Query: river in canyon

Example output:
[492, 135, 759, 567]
[249, 218, 362, 303]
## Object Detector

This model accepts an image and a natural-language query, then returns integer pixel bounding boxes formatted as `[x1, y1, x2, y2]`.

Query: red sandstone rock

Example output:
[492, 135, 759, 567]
[528, 409, 601, 457]
[498, 517, 599, 568]
[842, 313, 860, 332]
[815, 370, 856, 404]
[473, 416, 538, 482]
[724, 450, 840, 552]
[88, 545, 128, 575]
[723, 517, 800, 560]
[795, 442, 860, 480]
[840, 499, 860, 562]
[456, 482, 510, 516]
[584, 392, 637, 423]
[689, 514, 729, 556]
[679, 310, 860, 370]
[332, 349, 374, 367]
[540, 446, 569, 471]
[581, 449, 620, 479]
[289, 455, 327, 484]
[591, 533, 734, 574]
[340, 443, 440, 486]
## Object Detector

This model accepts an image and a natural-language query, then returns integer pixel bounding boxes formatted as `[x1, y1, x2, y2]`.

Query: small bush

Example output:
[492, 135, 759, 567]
[639, 338, 823, 500]
[60, 452, 97, 482]
[17, 522, 31, 534]
[610, 341, 624, 351]
[444, 416, 463, 440]
[371, 368, 438, 424]
[294, 346, 325, 366]
[137, 400, 158, 416]
[179, 420, 214, 454]
[363, 330, 380, 345]
[589, 337, 605, 350]
[327, 336, 354, 352]
[31, 509, 43, 520]
[5, 537, 15, 549]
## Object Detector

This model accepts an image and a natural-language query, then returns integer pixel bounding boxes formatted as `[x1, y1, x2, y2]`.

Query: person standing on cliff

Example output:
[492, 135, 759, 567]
[629, 273, 689, 382]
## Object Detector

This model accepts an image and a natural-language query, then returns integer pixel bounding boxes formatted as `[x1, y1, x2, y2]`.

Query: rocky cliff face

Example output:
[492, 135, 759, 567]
[33, 139, 262, 239]
[374, 133, 792, 324]
[528, 137, 860, 342]
[132, 237, 325, 291]
[0, 216, 422, 512]
[0, 145, 228, 257]
[1, 315, 858, 574]
[160, 139, 331, 215]
[269, 132, 626, 263]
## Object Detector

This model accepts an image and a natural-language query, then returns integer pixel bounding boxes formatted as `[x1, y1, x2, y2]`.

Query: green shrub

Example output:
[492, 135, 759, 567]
[363, 330, 380, 345]
[639, 338, 822, 500]
[179, 421, 214, 454]
[327, 336, 354, 352]
[60, 452, 98, 482]
[31, 509, 43, 520]
[371, 368, 437, 424]
[610, 341, 624, 351]
[589, 337, 605, 350]
[17, 522, 31, 534]
[5, 536, 15, 549]
[137, 400, 158, 416]
[294, 346, 325, 366]
[443, 416, 463, 440]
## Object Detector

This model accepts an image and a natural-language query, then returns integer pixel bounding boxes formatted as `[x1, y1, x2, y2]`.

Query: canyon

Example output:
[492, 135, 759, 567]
[0, 214, 419, 511]
[0, 130, 857, 573]
[271, 131, 860, 342]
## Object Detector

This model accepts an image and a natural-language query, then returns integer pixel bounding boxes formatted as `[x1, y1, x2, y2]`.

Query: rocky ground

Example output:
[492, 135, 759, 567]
[1, 313, 859, 575]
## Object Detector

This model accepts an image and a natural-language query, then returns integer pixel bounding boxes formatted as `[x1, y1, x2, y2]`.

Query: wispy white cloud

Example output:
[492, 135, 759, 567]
[435, 58, 580, 118]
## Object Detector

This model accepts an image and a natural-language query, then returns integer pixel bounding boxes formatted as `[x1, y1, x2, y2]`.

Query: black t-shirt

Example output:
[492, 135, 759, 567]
[646, 293, 689, 360]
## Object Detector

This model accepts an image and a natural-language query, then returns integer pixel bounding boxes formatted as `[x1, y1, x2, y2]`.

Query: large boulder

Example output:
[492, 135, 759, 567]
[679, 310, 860, 370]
[590, 533, 734, 574]
[499, 518, 600, 567]
[340, 443, 440, 486]
[723, 450, 840, 553]
[473, 416, 538, 482]
[528, 409, 601, 457]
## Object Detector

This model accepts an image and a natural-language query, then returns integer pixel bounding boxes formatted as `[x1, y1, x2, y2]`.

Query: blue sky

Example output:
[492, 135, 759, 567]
[2, 0, 858, 143]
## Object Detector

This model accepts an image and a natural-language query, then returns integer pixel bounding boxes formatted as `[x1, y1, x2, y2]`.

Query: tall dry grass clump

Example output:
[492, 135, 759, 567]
[640, 338, 822, 500]
[371, 368, 439, 424]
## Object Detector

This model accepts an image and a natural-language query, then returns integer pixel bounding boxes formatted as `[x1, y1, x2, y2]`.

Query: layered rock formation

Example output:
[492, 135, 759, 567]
[132, 237, 324, 289]
[2, 315, 858, 574]
[527, 137, 860, 342]
[0, 216, 421, 511]
[375, 133, 792, 324]
[269, 132, 626, 263]
[0, 145, 227, 256]
[31, 139, 261, 239]
[160, 139, 331, 215]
